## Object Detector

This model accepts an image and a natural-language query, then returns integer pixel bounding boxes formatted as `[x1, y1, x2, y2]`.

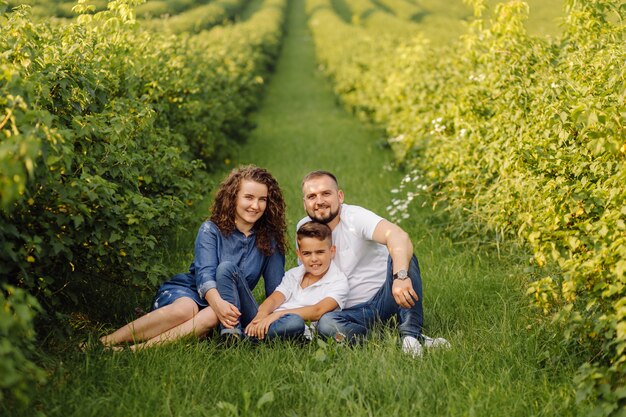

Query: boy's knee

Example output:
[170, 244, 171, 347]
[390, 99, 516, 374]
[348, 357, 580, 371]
[278, 314, 305, 334]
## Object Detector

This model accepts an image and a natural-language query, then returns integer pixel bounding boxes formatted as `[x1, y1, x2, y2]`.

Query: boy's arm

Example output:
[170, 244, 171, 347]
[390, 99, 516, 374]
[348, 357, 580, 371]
[256, 291, 286, 319]
[272, 297, 339, 322]
[245, 291, 286, 336]
[248, 297, 340, 340]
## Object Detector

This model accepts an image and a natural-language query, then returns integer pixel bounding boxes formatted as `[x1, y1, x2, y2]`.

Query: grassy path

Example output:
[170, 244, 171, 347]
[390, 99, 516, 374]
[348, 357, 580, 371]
[24, 1, 586, 416]
[233, 2, 400, 239]
[219, 0, 585, 414]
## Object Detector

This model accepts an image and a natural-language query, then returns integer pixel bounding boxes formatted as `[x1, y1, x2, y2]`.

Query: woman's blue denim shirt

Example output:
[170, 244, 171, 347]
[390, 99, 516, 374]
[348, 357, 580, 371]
[191, 221, 285, 301]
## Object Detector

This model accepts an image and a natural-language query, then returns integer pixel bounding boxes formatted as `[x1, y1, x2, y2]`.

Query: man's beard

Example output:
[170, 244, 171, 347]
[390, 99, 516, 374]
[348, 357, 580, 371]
[309, 205, 339, 225]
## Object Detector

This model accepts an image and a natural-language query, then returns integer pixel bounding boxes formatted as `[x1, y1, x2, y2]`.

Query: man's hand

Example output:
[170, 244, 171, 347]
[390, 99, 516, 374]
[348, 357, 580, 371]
[213, 298, 241, 328]
[392, 279, 419, 309]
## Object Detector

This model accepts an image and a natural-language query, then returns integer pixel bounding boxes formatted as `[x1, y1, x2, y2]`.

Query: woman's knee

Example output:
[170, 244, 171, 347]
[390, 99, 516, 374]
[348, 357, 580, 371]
[194, 307, 218, 328]
[169, 298, 199, 322]
[215, 261, 241, 282]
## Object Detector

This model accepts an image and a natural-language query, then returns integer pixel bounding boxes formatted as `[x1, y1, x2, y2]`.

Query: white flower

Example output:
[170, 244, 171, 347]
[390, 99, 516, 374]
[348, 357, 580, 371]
[389, 134, 406, 143]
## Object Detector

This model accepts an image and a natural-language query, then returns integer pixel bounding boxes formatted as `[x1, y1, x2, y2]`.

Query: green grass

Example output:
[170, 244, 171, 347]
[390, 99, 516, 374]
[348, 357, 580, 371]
[17, 0, 589, 416]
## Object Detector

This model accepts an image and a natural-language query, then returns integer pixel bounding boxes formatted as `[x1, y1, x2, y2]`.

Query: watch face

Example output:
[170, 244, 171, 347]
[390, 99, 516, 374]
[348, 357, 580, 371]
[395, 270, 408, 280]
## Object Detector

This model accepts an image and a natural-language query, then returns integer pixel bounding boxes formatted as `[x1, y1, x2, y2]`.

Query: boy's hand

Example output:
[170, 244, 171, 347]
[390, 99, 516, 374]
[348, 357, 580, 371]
[245, 312, 281, 339]
[244, 312, 267, 336]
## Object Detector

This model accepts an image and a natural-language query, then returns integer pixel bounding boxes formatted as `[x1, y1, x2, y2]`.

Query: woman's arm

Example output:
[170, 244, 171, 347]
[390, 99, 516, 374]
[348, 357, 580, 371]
[194, 222, 220, 301]
[193, 222, 241, 328]
[205, 288, 241, 329]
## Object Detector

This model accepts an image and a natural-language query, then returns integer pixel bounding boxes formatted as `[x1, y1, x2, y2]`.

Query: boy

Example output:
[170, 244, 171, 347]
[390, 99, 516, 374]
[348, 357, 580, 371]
[245, 221, 349, 340]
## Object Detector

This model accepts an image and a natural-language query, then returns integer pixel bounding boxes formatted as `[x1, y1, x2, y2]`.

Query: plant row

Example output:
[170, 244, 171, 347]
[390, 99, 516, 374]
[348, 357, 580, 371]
[0, 0, 286, 407]
[135, 0, 211, 19]
[6, 0, 108, 18]
[145, 0, 247, 34]
[5, 0, 243, 29]
[306, 0, 625, 414]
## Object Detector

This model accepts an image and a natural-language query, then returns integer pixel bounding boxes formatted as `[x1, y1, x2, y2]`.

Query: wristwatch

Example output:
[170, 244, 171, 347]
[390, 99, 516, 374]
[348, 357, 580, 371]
[393, 269, 409, 280]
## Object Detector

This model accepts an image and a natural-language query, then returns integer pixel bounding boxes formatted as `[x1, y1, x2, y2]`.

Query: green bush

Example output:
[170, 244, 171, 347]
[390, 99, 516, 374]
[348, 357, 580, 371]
[306, 0, 625, 414]
[1, 0, 286, 315]
[0, 284, 46, 408]
[147, 0, 247, 33]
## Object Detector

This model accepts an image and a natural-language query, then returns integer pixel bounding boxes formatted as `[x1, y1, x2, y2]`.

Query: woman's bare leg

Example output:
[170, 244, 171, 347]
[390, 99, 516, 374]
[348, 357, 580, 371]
[100, 297, 199, 346]
[128, 307, 218, 350]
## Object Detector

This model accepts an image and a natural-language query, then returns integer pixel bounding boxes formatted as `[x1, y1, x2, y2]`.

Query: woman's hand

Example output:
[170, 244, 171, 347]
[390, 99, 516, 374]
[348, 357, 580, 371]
[213, 297, 241, 329]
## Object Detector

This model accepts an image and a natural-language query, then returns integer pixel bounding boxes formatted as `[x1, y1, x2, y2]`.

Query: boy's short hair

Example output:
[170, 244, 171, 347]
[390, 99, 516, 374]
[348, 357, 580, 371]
[297, 221, 332, 244]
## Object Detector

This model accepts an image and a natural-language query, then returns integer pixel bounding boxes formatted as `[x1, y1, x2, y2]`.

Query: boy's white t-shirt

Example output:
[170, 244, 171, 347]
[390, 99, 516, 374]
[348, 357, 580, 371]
[274, 261, 349, 311]
[297, 204, 389, 308]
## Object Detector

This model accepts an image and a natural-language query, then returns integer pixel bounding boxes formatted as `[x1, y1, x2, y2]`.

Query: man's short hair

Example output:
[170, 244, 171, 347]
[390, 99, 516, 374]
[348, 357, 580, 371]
[301, 170, 339, 190]
[297, 221, 332, 244]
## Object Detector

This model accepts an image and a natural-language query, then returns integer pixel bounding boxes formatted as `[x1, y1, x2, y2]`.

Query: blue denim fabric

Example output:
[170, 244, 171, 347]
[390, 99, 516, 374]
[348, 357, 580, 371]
[216, 264, 306, 340]
[317, 255, 423, 341]
[152, 221, 285, 310]
[215, 261, 260, 333]
[266, 314, 305, 340]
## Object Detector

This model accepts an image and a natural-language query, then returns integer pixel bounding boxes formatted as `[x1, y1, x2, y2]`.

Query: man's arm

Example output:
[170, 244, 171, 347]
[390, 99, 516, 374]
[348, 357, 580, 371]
[371, 219, 418, 308]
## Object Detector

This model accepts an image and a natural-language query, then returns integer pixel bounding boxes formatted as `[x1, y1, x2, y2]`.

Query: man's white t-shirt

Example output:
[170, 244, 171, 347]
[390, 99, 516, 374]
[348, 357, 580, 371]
[274, 261, 349, 311]
[297, 204, 389, 308]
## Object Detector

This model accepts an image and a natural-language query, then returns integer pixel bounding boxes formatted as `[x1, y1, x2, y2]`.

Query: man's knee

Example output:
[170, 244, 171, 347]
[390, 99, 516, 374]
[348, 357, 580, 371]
[317, 313, 346, 341]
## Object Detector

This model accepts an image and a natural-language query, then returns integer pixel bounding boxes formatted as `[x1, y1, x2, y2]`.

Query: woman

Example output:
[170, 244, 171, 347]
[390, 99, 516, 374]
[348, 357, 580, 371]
[98, 165, 287, 350]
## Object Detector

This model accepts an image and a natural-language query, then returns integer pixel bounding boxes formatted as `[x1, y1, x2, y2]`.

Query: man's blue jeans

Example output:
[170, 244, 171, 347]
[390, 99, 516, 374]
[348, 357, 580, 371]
[215, 261, 305, 340]
[317, 255, 423, 342]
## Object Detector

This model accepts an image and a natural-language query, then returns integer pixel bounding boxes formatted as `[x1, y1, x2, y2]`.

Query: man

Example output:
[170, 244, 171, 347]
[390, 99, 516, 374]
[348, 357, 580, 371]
[297, 170, 448, 357]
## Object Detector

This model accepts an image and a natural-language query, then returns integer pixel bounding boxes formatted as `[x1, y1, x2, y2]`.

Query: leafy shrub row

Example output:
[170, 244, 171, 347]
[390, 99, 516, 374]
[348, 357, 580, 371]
[146, 0, 247, 34]
[306, 0, 625, 414]
[6, 0, 108, 18]
[334, 0, 418, 34]
[0, 0, 286, 407]
[135, 0, 209, 19]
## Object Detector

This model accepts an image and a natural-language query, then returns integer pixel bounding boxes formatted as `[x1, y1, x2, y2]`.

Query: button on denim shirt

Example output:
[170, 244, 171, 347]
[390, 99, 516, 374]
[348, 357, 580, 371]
[192, 221, 285, 301]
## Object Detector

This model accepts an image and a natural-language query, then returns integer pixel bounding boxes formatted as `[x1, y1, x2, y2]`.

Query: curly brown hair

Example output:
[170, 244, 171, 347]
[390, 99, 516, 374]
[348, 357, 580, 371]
[210, 166, 287, 256]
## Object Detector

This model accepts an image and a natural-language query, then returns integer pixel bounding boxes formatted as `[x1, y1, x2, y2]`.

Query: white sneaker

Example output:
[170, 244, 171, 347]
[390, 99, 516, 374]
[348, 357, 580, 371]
[402, 336, 424, 358]
[422, 334, 451, 349]
[303, 322, 316, 341]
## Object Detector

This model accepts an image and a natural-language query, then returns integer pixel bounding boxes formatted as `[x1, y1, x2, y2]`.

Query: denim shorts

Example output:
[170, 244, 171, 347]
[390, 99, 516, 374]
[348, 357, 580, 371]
[151, 273, 208, 311]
